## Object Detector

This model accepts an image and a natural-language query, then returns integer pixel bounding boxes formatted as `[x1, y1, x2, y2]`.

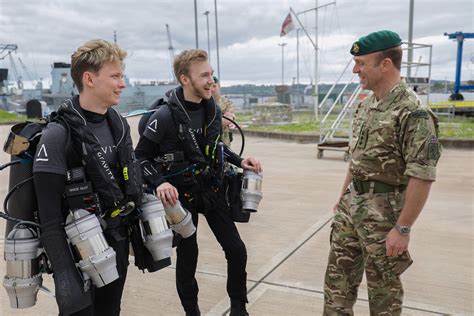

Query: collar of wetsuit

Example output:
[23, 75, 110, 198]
[177, 87, 204, 112]
[82, 108, 107, 123]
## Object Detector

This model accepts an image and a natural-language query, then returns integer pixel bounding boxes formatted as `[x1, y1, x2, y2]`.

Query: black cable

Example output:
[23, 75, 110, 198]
[222, 115, 245, 156]
[3, 176, 34, 215]
[0, 159, 23, 171]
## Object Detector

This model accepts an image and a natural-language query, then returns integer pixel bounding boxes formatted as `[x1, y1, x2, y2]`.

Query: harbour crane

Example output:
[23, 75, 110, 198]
[0, 44, 17, 60]
[444, 31, 474, 100]
[18, 57, 35, 82]
[8, 54, 23, 89]
[166, 24, 176, 81]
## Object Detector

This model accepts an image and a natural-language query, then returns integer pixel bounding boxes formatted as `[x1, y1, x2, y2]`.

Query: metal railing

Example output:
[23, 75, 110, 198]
[318, 58, 361, 145]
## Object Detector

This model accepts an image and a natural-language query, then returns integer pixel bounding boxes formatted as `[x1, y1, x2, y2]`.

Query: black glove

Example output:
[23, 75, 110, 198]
[41, 229, 92, 314]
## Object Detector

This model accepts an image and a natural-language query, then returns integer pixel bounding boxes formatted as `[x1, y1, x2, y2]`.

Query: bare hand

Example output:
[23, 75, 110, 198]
[156, 182, 179, 207]
[222, 111, 236, 127]
[241, 157, 262, 173]
[385, 228, 410, 257]
[332, 201, 339, 213]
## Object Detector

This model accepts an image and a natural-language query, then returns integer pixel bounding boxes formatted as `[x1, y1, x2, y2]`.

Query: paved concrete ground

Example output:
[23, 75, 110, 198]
[0, 118, 473, 315]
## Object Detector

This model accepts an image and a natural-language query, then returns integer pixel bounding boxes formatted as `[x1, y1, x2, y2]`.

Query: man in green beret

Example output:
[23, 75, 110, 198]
[211, 76, 236, 146]
[323, 30, 442, 314]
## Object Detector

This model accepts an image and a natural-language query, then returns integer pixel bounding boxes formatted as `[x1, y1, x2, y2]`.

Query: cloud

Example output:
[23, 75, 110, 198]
[0, 0, 472, 86]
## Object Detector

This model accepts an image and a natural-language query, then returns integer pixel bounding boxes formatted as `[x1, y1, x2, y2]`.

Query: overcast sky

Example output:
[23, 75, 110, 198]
[1, 0, 473, 87]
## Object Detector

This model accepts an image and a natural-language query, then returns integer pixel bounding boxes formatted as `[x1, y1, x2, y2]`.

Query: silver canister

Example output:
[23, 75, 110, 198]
[3, 225, 43, 308]
[139, 194, 173, 261]
[164, 200, 196, 238]
[240, 170, 263, 212]
[64, 209, 118, 287]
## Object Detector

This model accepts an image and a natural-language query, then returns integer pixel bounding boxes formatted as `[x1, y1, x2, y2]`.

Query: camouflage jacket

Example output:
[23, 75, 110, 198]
[349, 80, 442, 185]
[216, 95, 235, 146]
[217, 95, 234, 114]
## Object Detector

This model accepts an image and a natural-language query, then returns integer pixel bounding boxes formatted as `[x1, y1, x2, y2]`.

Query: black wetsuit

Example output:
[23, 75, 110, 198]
[135, 87, 248, 313]
[33, 100, 132, 316]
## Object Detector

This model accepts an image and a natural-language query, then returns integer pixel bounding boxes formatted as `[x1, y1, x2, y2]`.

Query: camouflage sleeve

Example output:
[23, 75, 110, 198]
[220, 96, 234, 113]
[401, 109, 442, 181]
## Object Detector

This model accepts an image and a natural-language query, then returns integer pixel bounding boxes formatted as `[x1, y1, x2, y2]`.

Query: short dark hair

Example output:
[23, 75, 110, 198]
[376, 46, 402, 71]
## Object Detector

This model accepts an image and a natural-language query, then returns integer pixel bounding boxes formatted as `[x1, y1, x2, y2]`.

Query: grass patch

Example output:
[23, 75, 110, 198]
[438, 116, 474, 139]
[0, 110, 26, 123]
[238, 110, 474, 139]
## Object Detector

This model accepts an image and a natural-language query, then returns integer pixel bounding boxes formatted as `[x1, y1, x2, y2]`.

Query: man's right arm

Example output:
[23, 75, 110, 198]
[135, 136, 179, 207]
[135, 136, 167, 188]
[33, 124, 92, 314]
[135, 110, 179, 206]
[333, 167, 352, 213]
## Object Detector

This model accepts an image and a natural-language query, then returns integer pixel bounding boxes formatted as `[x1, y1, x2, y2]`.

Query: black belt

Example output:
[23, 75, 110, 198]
[352, 179, 406, 194]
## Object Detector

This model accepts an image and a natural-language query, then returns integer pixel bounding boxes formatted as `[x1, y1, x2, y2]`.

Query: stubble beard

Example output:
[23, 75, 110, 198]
[191, 79, 210, 100]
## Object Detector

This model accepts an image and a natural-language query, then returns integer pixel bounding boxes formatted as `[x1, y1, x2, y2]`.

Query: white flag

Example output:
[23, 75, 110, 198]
[280, 13, 294, 37]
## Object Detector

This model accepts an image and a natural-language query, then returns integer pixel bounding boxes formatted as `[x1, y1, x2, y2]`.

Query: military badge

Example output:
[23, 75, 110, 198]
[356, 123, 368, 149]
[428, 136, 440, 160]
[352, 43, 360, 54]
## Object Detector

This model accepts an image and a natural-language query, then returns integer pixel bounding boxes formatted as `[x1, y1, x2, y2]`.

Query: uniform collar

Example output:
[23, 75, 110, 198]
[369, 79, 406, 111]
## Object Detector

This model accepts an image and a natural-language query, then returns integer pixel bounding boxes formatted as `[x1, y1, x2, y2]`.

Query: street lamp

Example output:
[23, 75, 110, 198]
[194, 0, 199, 48]
[203, 11, 211, 65]
[278, 42, 287, 85]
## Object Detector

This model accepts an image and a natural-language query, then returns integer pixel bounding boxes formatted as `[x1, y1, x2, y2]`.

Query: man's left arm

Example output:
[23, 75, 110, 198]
[223, 145, 262, 173]
[386, 108, 442, 256]
[385, 177, 432, 256]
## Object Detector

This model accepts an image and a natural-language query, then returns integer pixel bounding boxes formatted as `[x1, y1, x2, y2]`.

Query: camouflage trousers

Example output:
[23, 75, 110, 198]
[323, 189, 413, 315]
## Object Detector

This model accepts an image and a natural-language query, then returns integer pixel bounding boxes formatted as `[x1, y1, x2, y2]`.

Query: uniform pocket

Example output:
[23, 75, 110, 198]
[371, 250, 413, 281]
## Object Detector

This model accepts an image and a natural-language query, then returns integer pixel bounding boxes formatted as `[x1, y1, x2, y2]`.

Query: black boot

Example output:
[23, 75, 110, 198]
[185, 305, 201, 316]
[230, 299, 249, 316]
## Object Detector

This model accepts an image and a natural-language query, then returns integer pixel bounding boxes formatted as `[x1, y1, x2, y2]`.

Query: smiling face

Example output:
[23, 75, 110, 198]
[86, 61, 125, 109]
[352, 52, 383, 91]
[181, 60, 214, 102]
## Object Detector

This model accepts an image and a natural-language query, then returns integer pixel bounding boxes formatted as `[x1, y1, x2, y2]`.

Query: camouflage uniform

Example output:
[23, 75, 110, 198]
[324, 81, 442, 315]
[216, 95, 235, 146]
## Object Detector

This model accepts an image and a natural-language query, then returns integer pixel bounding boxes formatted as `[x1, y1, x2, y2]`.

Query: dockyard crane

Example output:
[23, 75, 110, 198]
[8, 54, 23, 89]
[166, 24, 176, 80]
[444, 31, 474, 100]
[18, 57, 35, 82]
[0, 44, 17, 60]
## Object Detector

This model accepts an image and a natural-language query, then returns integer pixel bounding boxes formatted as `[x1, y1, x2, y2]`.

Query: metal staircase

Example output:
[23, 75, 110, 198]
[317, 59, 361, 161]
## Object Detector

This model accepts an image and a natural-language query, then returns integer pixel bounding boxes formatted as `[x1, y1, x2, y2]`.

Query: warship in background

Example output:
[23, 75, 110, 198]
[0, 61, 176, 115]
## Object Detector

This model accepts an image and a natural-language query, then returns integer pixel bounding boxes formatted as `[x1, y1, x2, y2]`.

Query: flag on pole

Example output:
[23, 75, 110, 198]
[280, 13, 294, 37]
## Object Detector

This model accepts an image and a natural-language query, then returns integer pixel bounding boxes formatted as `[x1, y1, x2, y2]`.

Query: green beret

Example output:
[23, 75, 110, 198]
[350, 30, 402, 56]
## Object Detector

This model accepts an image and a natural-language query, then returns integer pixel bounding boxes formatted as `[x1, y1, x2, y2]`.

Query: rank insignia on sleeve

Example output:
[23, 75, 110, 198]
[356, 125, 368, 149]
[428, 136, 440, 160]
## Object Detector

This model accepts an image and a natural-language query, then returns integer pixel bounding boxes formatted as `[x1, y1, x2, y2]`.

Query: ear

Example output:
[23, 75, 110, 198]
[82, 71, 95, 89]
[180, 74, 189, 86]
[381, 58, 393, 72]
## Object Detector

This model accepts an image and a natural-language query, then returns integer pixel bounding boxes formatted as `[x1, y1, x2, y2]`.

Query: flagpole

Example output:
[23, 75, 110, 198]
[289, 2, 335, 121]
[194, 0, 199, 48]
[314, 0, 319, 121]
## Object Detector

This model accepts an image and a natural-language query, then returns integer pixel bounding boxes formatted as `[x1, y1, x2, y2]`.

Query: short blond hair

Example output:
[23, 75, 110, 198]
[71, 39, 127, 92]
[173, 49, 208, 84]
